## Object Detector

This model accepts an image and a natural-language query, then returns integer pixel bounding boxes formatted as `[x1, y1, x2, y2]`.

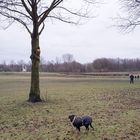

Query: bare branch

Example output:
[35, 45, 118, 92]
[0, 10, 32, 35]
[117, 0, 140, 32]
[48, 15, 79, 25]
[38, 0, 63, 26]
[136, 0, 140, 3]
[56, 6, 90, 18]
[21, 0, 32, 18]
[0, 5, 31, 20]
[39, 22, 45, 35]
[0, 0, 97, 34]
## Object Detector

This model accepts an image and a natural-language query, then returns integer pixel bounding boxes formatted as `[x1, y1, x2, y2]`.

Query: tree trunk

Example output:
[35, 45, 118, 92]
[28, 35, 42, 102]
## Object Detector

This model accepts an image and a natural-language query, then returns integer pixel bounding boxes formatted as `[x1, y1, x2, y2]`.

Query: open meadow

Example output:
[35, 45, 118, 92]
[0, 72, 140, 140]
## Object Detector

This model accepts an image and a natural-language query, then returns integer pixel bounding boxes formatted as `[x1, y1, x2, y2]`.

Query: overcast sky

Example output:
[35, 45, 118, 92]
[0, 0, 140, 64]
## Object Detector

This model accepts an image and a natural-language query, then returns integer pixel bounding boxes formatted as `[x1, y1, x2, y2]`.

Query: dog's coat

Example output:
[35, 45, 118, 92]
[68, 115, 94, 131]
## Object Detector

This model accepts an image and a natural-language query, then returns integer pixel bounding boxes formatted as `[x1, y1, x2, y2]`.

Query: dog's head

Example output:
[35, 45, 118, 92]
[68, 115, 76, 122]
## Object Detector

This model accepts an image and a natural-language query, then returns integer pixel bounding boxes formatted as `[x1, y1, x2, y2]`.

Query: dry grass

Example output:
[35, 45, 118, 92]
[0, 73, 140, 140]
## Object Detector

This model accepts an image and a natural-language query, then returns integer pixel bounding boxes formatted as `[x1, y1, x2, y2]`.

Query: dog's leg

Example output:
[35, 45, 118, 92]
[77, 127, 80, 132]
[85, 125, 89, 131]
[75, 127, 80, 136]
[90, 123, 94, 130]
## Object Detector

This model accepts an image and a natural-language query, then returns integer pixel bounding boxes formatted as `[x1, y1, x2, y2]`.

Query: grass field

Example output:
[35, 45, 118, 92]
[0, 72, 140, 140]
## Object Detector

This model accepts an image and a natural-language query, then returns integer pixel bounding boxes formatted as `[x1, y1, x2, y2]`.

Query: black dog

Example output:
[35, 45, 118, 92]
[68, 115, 94, 131]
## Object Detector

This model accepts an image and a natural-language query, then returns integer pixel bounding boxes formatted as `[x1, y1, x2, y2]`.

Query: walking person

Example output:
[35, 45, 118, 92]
[130, 74, 134, 84]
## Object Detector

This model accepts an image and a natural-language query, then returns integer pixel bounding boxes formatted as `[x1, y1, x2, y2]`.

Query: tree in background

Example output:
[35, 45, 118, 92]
[0, 0, 97, 102]
[118, 0, 140, 32]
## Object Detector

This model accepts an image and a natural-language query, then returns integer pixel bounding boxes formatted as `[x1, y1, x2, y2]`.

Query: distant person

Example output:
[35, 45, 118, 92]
[130, 74, 134, 84]
[137, 75, 139, 79]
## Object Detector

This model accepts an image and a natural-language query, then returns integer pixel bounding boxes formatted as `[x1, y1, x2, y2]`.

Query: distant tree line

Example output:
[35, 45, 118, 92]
[0, 55, 140, 72]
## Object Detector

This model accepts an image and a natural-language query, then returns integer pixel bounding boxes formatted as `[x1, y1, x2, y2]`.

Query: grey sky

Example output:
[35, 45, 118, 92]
[0, 0, 140, 64]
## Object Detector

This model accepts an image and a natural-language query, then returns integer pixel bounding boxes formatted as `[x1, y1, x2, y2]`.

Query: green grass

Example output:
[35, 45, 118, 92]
[0, 73, 140, 140]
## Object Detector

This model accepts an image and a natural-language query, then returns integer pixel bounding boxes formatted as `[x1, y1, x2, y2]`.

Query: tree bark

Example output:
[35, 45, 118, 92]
[28, 35, 42, 102]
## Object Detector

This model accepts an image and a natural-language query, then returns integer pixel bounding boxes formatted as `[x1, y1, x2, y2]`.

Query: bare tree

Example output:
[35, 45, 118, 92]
[62, 53, 74, 72]
[62, 53, 74, 63]
[0, 0, 97, 102]
[118, 0, 140, 32]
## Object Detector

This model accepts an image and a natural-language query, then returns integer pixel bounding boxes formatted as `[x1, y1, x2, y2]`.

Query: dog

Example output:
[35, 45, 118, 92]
[68, 115, 94, 131]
